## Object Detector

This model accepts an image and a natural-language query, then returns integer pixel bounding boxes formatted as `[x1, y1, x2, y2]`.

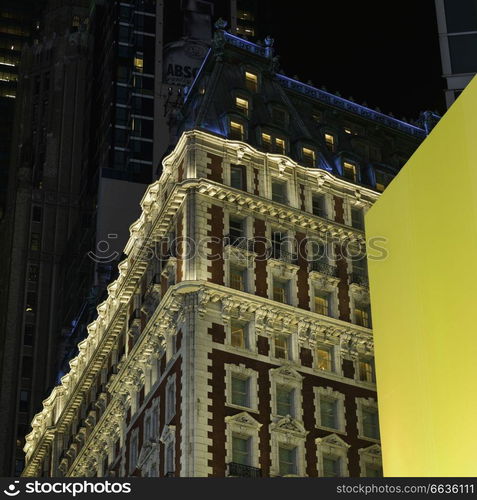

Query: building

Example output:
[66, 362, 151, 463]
[0, 1, 45, 219]
[23, 29, 428, 477]
[0, 0, 269, 477]
[435, 0, 477, 107]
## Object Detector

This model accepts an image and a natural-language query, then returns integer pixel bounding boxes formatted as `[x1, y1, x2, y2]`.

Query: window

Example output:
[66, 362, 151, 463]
[230, 164, 246, 190]
[25, 292, 36, 314]
[274, 334, 290, 359]
[32, 206, 42, 222]
[351, 207, 364, 230]
[320, 397, 337, 429]
[312, 112, 322, 123]
[279, 446, 297, 476]
[24, 324, 34, 346]
[272, 279, 289, 304]
[366, 463, 383, 477]
[271, 179, 287, 204]
[262, 133, 286, 154]
[324, 133, 335, 152]
[275, 137, 286, 154]
[316, 345, 334, 372]
[355, 303, 371, 328]
[229, 121, 244, 140]
[165, 442, 174, 474]
[314, 291, 330, 316]
[375, 170, 391, 192]
[72, 15, 81, 27]
[229, 215, 245, 243]
[30, 232, 41, 251]
[261, 132, 272, 151]
[312, 194, 327, 218]
[28, 265, 39, 282]
[235, 97, 249, 116]
[245, 71, 258, 92]
[231, 375, 249, 407]
[134, 55, 144, 73]
[232, 436, 250, 465]
[302, 148, 316, 168]
[362, 407, 380, 439]
[166, 377, 176, 422]
[144, 415, 152, 441]
[344, 123, 365, 136]
[19, 390, 30, 413]
[343, 162, 357, 182]
[358, 357, 375, 383]
[323, 456, 341, 477]
[231, 321, 248, 348]
[276, 386, 294, 417]
[230, 266, 245, 291]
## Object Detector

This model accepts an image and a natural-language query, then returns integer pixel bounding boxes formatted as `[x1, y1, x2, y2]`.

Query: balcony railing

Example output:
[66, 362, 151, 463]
[270, 246, 298, 265]
[309, 260, 337, 277]
[224, 235, 256, 252]
[350, 271, 369, 288]
[227, 462, 262, 478]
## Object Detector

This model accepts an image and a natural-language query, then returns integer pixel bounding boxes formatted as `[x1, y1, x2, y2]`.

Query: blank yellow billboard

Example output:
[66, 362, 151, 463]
[366, 77, 477, 477]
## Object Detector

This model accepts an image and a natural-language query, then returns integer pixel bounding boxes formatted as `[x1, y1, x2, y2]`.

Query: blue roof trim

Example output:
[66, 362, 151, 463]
[222, 31, 427, 139]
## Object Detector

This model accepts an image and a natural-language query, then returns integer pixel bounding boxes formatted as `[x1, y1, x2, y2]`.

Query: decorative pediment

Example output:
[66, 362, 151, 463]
[270, 416, 307, 437]
[137, 439, 159, 469]
[316, 433, 350, 449]
[270, 365, 303, 382]
[359, 444, 381, 457]
[160, 425, 176, 445]
[225, 412, 262, 430]
[349, 284, 370, 305]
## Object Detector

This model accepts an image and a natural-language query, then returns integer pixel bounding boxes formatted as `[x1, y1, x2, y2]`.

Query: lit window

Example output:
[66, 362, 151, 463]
[261, 132, 272, 151]
[232, 436, 251, 465]
[231, 375, 249, 407]
[279, 446, 297, 476]
[230, 121, 244, 140]
[237, 9, 255, 21]
[274, 334, 289, 359]
[343, 162, 357, 182]
[314, 292, 330, 316]
[375, 170, 391, 192]
[276, 386, 294, 417]
[231, 321, 248, 348]
[302, 147, 316, 167]
[134, 55, 144, 73]
[235, 96, 249, 116]
[316, 345, 334, 371]
[351, 207, 364, 230]
[323, 456, 341, 477]
[355, 304, 371, 328]
[236, 25, 255, 37]
[30, 232, 41, 251]
[245, 71, 258, 92]
[230, 164, 246, 190]
[324, 133, 335, 152]
[275, 137, 286, 154]
[344, 127, 352, 135]
[358, 357, 375, 383]
[271, 179, 287, 204]
[362, 407, 380, 439]
[72, 15, 81, 28]
[320, 397, 338, 429]
[312, 194, 326, 218]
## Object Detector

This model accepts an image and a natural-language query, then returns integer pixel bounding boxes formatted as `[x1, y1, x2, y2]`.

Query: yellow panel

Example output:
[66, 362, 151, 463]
[365, 76, 477, 477]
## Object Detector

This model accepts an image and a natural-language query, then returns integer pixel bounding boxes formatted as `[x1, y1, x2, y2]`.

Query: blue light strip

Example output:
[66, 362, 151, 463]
[277, 75, 426, 138]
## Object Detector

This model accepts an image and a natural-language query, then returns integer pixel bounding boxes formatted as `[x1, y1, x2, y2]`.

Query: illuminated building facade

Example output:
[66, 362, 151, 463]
[23, 31, 427, 477]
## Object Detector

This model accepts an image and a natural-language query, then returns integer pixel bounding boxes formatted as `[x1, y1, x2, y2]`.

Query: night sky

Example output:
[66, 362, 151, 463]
[261, 0, 445, 120]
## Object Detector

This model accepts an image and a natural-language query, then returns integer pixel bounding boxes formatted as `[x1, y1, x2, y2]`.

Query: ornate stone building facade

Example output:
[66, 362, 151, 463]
[22, 30, 428, 478]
